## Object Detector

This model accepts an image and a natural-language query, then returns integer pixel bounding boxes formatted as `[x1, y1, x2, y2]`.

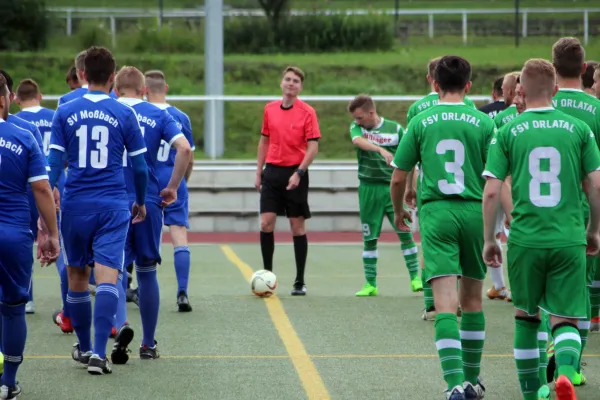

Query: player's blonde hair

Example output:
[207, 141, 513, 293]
[144, 70, 167, 94]
[283, 66, 305, 82]
[427, 57, 442, 78]
[115, 66, 145, 95]
[347, 94, 375, 113]
[520, 58, 556, 100]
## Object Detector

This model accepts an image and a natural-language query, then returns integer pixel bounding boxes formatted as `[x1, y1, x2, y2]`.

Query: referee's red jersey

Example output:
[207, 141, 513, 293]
[261, 99, 321, 167]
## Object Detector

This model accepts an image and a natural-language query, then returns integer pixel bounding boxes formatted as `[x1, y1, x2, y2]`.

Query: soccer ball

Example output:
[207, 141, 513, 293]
[251, 270, 278, 297]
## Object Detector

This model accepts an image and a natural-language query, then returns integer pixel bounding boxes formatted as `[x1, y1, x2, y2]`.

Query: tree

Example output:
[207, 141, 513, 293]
[0, 0, 49, 51]
[257, 0, 290, 36]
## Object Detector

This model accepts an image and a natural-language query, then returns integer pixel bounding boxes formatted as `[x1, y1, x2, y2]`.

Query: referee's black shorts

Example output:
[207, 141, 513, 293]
[260, 163, 311, 219]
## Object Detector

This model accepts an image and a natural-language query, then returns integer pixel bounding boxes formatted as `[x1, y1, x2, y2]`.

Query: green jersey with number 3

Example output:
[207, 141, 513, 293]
[406, 92, 477, 124]
[484, 107, 600, 248]
[392, 102, 496, 205]
[350, 118, 403, 184]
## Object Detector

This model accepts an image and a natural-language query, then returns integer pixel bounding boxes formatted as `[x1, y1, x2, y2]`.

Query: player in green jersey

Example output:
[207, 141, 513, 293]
[493, 72, 521, 129]
[391, 55, 494, 400]
[483, 58, 600, 400]
[346, 94, 422, 296]
[545, 37, 600, 386]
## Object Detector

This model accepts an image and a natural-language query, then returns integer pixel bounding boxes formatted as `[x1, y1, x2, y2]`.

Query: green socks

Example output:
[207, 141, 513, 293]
[553, 324, 582, 382]
[397, 232, 419, 280]
[460, 311, 486, 384]
[422, 268, 434, 309]
[514, 318, 541, 400]
[435, 313, 464, 390]
[362, 240, 378, 287]
[538, 314, 549, 386]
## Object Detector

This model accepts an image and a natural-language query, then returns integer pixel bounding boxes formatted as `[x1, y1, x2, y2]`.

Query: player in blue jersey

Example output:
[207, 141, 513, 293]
[0, 70, 48, 315]
[58, 50, 89, 106]
[47, 46, 149, 376]
[15, 78, 72, 331]
[114, 66, 192, 360]
[145, 70, 196, 312]
[0, 73, 60, 399]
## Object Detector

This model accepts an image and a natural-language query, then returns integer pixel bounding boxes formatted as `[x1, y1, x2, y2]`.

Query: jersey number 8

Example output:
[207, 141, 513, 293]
[529, 147, 560, 208]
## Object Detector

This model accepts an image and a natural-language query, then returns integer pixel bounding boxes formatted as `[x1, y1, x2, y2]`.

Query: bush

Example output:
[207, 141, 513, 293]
[0, 0, 49, 51]
[225, 13, 394, 53]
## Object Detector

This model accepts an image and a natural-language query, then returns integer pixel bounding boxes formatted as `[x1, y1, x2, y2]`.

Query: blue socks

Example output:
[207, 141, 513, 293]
[174, 246, 190, 295]
[136, 265, 160, 347]
[93, 283, 119, 359]
[114, 272, 128, 330]
[67, 289, 92, 352]
[57, 253, 69, 318]
[1, 303, 26, 388]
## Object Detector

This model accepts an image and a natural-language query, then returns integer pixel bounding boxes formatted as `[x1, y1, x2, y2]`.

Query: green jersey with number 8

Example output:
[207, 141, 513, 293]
[484, 107, 600, 248]
[392, 102, 495, 204]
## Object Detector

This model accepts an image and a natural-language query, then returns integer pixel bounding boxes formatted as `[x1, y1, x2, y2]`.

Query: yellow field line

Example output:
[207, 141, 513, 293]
[220, 245, 331, 400]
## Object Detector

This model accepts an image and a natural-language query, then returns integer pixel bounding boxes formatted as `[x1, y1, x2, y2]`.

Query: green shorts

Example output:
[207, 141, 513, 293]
[419, 200, 486, 282]
[358, 182, 412, 241]
[507, 244, 587, 318]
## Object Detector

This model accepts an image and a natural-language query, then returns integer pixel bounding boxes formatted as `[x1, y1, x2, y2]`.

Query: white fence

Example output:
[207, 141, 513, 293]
[48, 7, 599, 44]
[43, 94, 493, 159]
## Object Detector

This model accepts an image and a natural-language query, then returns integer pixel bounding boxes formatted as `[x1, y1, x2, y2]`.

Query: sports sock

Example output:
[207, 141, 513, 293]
[460, 311, 485, 384]
[538, 314, 549, 386]
[67, 289, 92, 352]
[136, 265, 160, 348]
[552, 323, 582, 382]
[577, 291, 591, 373]
[260, 231, 274, 271]
[435, 313, 464, 390]
[397, 232, 419, 280]
[293, 234, 307, 284]
[93, 283, 119, 359]
[114, 272, 128, 330]
[0, 303, 26, 388]
[174, 246, 191, 295]
[514, 317, 541, 400]
[57, 254, 69, 318]
[422, 268, 434, 309]
[590, 283, 600, 320]
[489, 266, 506, 291]
[362, 239, 378, 287]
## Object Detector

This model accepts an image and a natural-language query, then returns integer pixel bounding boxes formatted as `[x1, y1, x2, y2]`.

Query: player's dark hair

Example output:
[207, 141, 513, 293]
[435, 56, 471, 93]
[0, 74, 8, 97]
[84, 46, 116, 86]
[582, 61, 598, 89]
[348, 94, 375, 113]
[16, 79, 40, 101]
[144, 70, 167, 94]
[283, 66, 305, 83]
[493, 76, 504, 96]
[552, 37, 584, 78]
[66, 65, 78, 83]
[0, 70, 14, 93]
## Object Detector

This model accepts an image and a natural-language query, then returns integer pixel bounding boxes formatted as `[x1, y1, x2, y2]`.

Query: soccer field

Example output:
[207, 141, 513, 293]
[23, 242, 600, 399]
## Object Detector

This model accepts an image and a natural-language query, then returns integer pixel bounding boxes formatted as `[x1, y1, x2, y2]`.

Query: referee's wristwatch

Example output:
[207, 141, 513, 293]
[295, 168, 306, 177]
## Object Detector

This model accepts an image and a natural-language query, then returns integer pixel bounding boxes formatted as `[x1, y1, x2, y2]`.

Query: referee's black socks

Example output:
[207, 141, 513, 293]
[293, 234, 307, 284]
[260, 231, 275, 271]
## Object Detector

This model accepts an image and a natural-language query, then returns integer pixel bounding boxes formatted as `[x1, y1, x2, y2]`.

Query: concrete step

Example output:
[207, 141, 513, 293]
[188, 185, 358, 211]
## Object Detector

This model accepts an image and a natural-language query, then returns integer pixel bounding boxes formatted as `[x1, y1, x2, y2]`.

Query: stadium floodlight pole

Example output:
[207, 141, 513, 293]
[204, 0, 224, 159]
[514, 0, 520, 47]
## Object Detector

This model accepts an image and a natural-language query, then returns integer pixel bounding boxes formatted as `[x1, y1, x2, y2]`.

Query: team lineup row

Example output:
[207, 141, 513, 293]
[0, 46, 199, 399]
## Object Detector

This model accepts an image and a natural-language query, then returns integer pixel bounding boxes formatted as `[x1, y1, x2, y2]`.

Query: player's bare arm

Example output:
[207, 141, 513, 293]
[162, 136, 192, 207]
[184, 150, 194, 182]
[482, 178, 503, 267]
[31, 179, 60, 266]
[390, 168, 412, 231]
[500, 175, 513, 227]
[287, 140, 318, 190]
[255, 135, 269, 191]
[405, 167, 417, 209]
[352, 136, 393, 165]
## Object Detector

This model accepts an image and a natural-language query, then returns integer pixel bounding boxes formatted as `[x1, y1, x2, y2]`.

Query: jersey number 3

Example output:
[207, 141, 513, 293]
[529, 147, 561, 207]
[76, 125, 109, 169]
[436, 139, 465, 195]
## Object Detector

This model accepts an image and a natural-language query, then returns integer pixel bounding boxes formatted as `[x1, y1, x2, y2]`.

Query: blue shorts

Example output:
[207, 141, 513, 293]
[157, 166, 190, 228]
[125, 201, 163, 267]
[0, 227, 34, 305]
[60, 210, 130, 271]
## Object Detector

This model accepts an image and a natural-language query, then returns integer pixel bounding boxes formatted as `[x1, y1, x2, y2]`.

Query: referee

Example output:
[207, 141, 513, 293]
[255, 66, 321, 296]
